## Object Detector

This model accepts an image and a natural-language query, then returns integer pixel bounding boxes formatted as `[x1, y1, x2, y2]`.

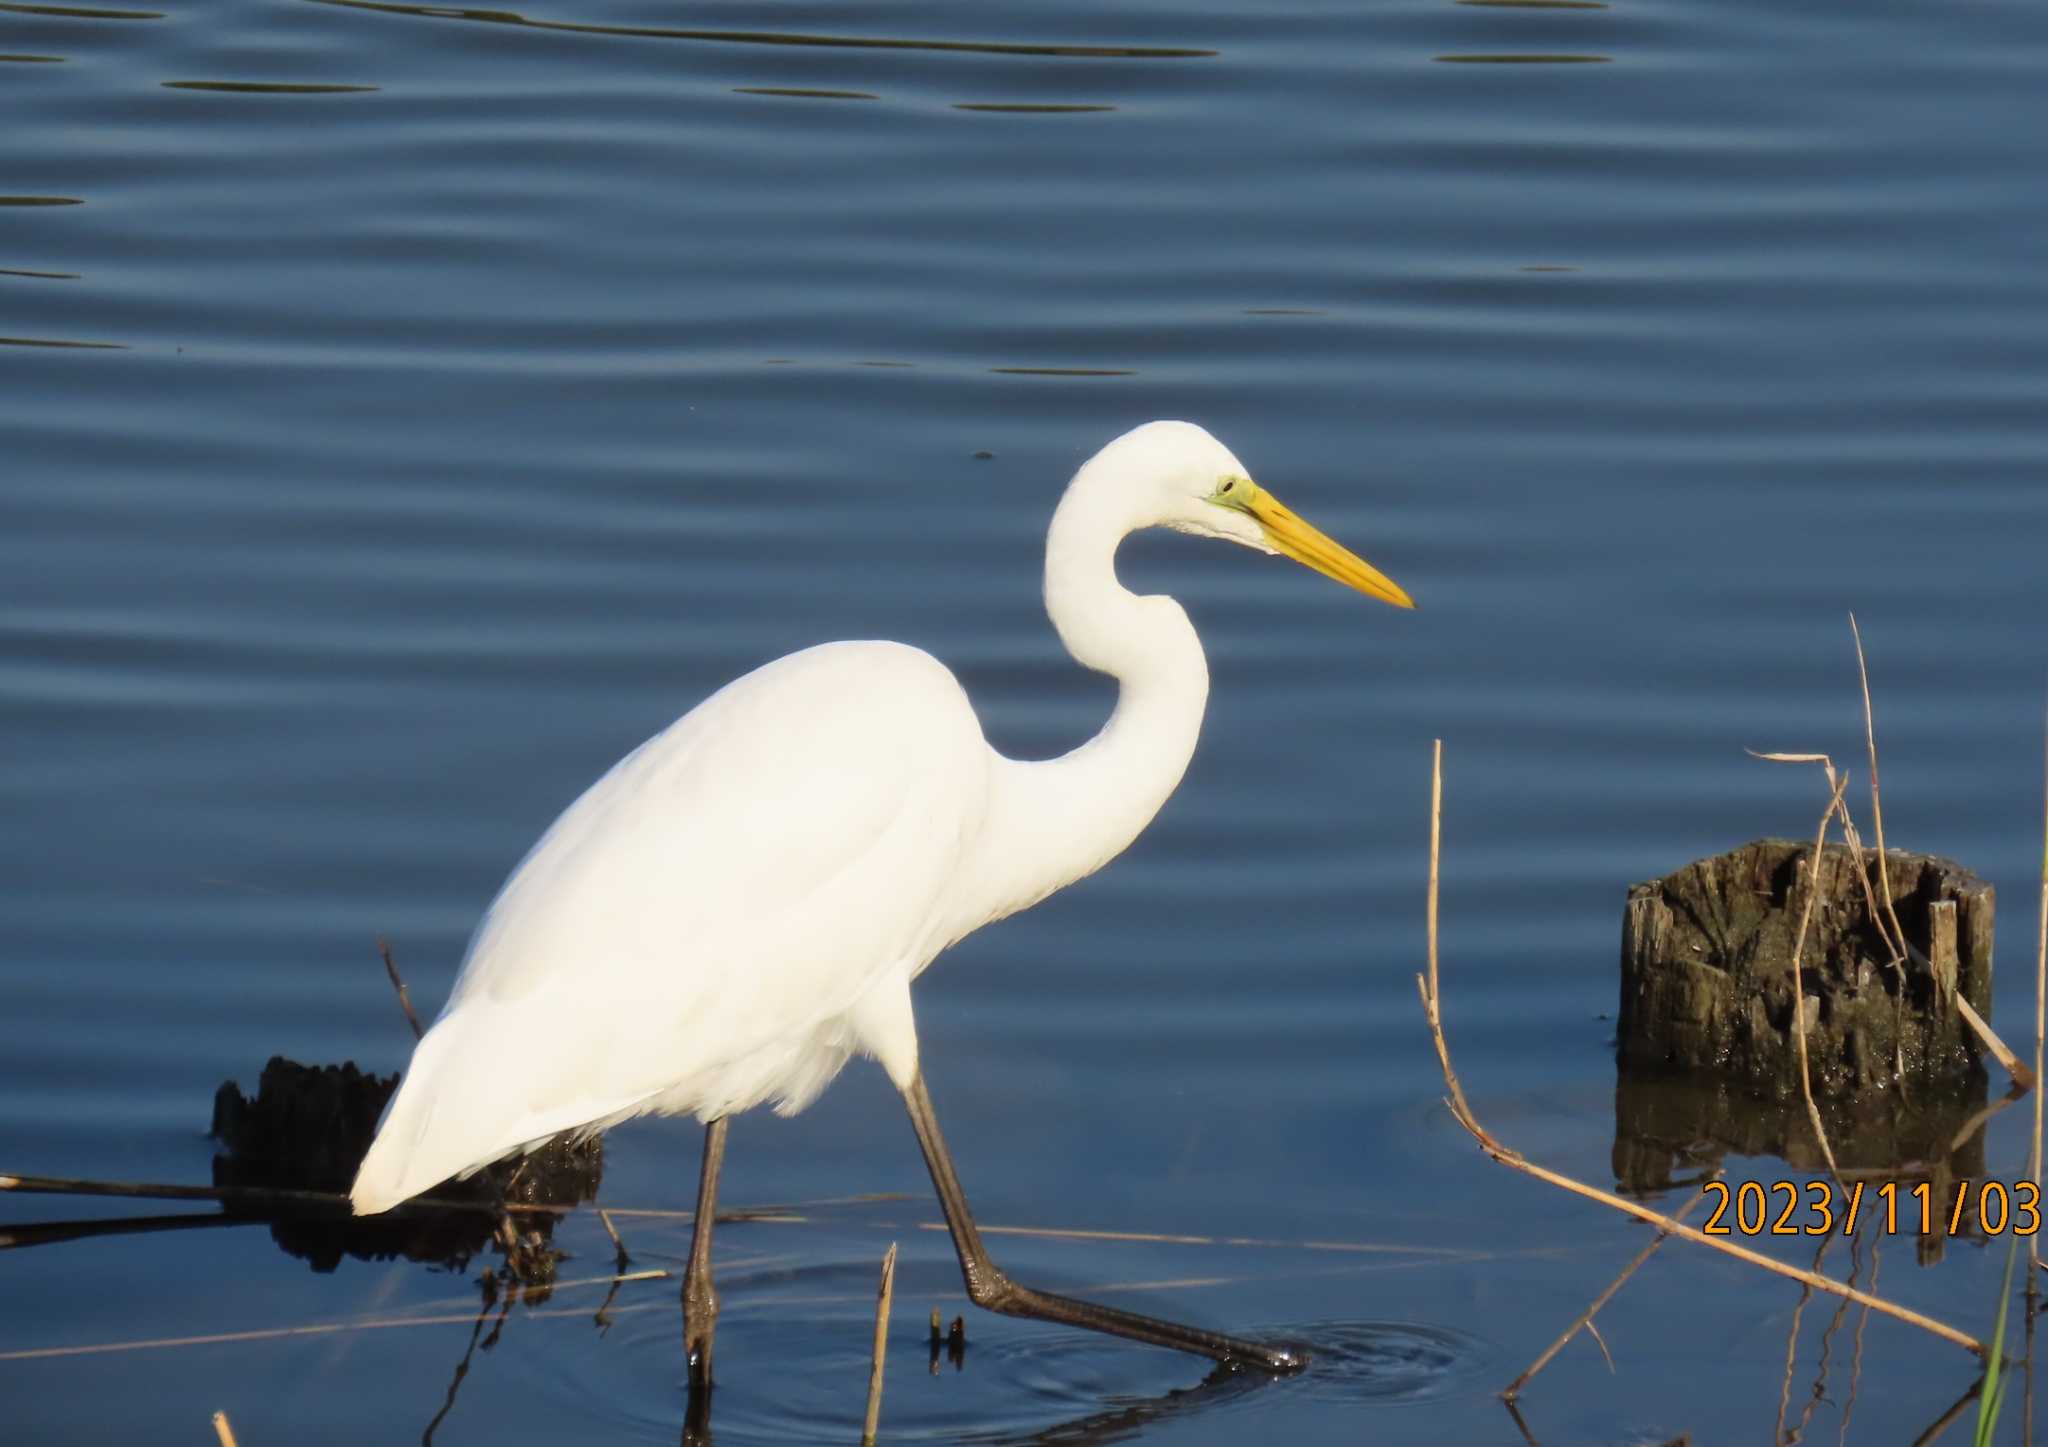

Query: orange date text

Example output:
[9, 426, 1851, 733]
[1699, 1180, 2041, 1237]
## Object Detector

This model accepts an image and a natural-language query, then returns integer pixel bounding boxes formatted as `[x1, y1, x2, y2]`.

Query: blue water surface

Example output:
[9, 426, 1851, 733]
[4, 0, 2046, 1441]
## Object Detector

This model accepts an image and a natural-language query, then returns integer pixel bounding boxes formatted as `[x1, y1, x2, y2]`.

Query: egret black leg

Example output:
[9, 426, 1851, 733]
[682, 1116, 729, 1392]
[899, 1071, 1305, 1374]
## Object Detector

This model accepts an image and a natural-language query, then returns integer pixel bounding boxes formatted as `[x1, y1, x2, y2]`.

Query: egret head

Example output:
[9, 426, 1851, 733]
[1097, 420, 1415, 609]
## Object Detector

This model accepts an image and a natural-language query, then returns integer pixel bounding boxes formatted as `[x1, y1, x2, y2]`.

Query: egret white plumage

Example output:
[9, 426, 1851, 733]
[350, 420, 1413, 1379]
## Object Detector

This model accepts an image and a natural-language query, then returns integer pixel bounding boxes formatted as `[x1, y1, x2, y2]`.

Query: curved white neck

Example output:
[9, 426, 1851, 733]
[947, 461, 1210, 940]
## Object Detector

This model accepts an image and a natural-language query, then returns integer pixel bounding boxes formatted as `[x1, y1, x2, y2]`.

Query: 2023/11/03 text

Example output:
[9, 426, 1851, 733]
[1701, 1180, 2041, 1237]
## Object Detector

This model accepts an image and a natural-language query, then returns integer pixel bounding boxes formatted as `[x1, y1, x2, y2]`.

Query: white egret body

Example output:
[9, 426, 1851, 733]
[350, 421, 1412, 1374]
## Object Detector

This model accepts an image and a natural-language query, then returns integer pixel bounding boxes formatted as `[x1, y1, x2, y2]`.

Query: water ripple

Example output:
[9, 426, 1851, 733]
[304, 0, 1218, 59]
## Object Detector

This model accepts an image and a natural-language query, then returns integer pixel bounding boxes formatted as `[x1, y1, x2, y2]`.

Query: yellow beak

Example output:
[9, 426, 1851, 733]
[1245, 485, 1415, 609]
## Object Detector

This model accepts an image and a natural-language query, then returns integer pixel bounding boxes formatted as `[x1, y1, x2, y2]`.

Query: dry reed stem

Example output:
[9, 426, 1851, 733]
[1824, 792, 1919, 1093]
[1955, 995, 2027, 1087]
[0, 1173, 511, 1214]
[1849, 616, 1913, 969]
[1502, 1182, 1711, 1400]
[1408, 980, 1980, 1352]
[1418, 740, 1480, 1133]
[862, 1243, 897, 1445]
[1427, 737, 1442, 1005]
[602, 1191, 909, 1218]
[1788, 771, 1850, 1186]
[596, 1207, 630, 1270]
[961, 1220, 1471, 1256]
[1582, 1318, 1613, 1372]
[211, 1410, 239, 1447]
[2, 1231, 1474, 1368]
[0, 1175, 879, 1228]
[1848, 618, 2029, 1084]
[2034, 716, 2048, 1274]
[0, 1273, 680, 1365]
[1415, 743, 1986, 1360]
[378, 938, 425, 1042]
[1749, 751, 1906, 973]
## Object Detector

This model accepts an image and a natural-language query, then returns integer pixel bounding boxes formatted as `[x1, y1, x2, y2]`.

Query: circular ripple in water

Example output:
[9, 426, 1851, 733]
[526, 1258, 1487, 1445]
[1257, 1320, 1490, 1407]
[523, 1256, 1228, 1445]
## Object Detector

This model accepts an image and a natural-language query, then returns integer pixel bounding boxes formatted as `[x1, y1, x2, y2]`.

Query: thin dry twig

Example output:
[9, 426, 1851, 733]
[0, 1270, 677, 1366]
[1583, 1317, 1614, 1374]
[1849, 615, 1913, 969]
[2034, 712, 2048, 1274]
[211, 1410, 239, 1447]
[1854, 618, 2028, 1084]
[863, 1242, 898, 1445]
[1428, 737, 1443, 1005]
[1417, 741, 1986, 1360]
[0, 1172, 540, 1218]
[1788, 771, 1851, 1186]
[1503, 1183, 1712, 1399]
[957, 1220, 1469, 1256]
[378, 938, 425, 1042]
[1748, 750, 1905, 969]
[1419, 740, 1481, 1133]
[597, 1207, 630, 1271]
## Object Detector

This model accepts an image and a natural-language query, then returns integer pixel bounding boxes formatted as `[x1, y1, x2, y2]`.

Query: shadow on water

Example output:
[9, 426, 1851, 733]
[1614, 1068, 1994, 1193]
[1613, 1066, 1999, 1269]
[209, 1055, 602, 1281]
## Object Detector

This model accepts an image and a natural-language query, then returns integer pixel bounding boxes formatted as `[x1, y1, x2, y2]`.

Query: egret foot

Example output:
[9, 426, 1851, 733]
[901, 1070, 1307, 1375]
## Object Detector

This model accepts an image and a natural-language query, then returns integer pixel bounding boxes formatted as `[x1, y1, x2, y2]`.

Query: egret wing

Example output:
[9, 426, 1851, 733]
[352, 641, 987, 1212]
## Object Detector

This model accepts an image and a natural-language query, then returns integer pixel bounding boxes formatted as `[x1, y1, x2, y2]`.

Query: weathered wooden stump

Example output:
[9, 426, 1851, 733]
[1618, 839, 1994, 1099]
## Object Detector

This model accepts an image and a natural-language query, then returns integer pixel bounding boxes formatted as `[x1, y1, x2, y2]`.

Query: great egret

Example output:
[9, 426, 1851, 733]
[350, 420, 1412, 1381]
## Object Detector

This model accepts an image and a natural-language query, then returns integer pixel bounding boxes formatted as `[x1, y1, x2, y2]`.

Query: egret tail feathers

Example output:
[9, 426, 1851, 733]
[350, 1015, 660, 1216]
